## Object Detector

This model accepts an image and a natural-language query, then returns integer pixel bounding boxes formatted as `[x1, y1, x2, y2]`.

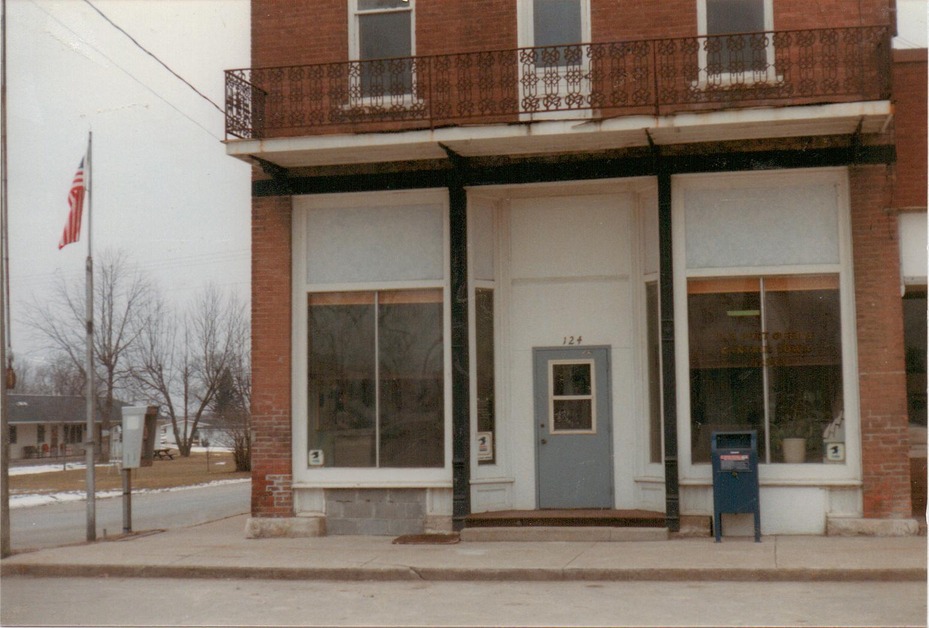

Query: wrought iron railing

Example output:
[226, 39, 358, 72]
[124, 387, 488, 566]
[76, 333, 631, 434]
[225, 26, 891, 140]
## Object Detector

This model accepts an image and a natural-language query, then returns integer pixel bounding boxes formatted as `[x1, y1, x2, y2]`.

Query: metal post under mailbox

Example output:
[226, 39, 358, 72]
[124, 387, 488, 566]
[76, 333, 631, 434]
[120, 405, 157, 534]
[711, 430, 761, 542]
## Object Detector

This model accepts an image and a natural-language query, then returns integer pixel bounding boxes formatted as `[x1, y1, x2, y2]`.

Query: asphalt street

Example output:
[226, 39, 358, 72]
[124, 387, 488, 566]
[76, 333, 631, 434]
[2, 576, 925, 627]
[9, 480, 249, 551]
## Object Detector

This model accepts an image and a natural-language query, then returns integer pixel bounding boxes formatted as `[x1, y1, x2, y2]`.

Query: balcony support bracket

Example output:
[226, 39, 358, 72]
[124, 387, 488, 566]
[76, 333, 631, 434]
[252, 155, 293, 196]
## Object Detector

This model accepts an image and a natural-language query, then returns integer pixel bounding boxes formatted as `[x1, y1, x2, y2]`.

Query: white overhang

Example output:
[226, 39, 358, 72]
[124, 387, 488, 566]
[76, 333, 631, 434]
[225, 101, 893, 169]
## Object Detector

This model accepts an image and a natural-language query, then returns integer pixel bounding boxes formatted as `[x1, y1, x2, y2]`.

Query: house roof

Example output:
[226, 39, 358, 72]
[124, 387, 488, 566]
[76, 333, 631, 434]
[7, 394, 128, 425]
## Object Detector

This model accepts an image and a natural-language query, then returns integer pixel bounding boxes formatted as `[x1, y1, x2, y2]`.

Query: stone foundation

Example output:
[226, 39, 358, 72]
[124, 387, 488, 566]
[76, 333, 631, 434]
[326, 489, 427, 536]
[245, 516, 325, 539]
[826, 517, 921, 536]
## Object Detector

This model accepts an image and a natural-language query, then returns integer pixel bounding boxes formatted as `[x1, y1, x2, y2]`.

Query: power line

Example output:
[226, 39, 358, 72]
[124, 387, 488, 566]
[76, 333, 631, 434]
[81, 0, 224, 115]
[26, 0, 223, 141]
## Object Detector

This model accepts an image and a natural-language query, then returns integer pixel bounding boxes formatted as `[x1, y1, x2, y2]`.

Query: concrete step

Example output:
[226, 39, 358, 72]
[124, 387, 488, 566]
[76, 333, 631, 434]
[464, 509, 667, 529]
[460, 526, 670, 542]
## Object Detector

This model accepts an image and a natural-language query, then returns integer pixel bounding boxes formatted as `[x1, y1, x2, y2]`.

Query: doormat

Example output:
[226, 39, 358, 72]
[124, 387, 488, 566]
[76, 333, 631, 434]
[392, 533, 460, 545]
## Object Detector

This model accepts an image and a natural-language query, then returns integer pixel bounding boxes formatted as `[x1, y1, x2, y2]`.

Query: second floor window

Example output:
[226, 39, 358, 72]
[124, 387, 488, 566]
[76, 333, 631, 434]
[532, 0, 583, 66]
[351, 0, 414, 98]
[700, 0, 772, 77]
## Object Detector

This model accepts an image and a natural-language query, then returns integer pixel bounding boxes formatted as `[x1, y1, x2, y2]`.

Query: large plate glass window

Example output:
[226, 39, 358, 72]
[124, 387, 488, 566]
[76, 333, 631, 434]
[688, 275, 844, 464]
[302, 192, 446, 472]
[351, 0, 414, 100]
[308, 289, 443, 468]
[681, 171, 849, 466]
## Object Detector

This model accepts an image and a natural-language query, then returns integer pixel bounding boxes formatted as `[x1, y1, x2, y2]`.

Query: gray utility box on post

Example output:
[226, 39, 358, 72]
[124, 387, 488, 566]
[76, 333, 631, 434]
[711, 430, 761, 542]
[121, 405, 158, 469]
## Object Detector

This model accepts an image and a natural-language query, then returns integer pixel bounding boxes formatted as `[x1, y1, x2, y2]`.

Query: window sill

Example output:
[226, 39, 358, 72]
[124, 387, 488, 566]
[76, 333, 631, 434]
[691, 71, 784, 91]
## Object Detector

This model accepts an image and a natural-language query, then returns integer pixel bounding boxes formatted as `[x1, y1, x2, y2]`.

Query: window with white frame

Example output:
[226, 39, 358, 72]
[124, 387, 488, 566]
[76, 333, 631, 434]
[518, 0, 591, 112]
[531, 0, 585, 66]
[469, 201, 497, 465]
[697, 0, 774, 83]
[300, 193, 447, 470]
[350, 0, 414, 99]
[308, 289, 443, 468]
[679, 171, 852, 466]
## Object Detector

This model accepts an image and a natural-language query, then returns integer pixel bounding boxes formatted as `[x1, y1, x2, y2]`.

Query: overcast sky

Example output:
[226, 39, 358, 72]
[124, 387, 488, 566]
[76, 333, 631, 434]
[6, 0, 251, 369]
[3, 0, 926, 372]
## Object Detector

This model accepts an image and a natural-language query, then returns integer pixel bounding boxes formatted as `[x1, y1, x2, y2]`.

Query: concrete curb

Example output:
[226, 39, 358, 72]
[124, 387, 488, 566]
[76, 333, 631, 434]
[3, 562, 925, 583]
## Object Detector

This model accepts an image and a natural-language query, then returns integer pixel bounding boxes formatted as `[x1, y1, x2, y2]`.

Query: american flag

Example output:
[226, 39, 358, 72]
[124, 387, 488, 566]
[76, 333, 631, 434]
[59, 157, 86, 250]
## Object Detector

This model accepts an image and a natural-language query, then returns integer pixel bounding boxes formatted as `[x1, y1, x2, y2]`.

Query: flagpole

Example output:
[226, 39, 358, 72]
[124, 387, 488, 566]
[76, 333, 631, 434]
[84, 130, 95, 542]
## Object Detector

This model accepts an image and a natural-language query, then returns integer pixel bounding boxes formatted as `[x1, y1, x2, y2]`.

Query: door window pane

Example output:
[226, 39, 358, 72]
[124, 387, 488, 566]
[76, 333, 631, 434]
[552, 363, 591, 396]
[549, 360, 595, 433]
[553, 399, 593, 431]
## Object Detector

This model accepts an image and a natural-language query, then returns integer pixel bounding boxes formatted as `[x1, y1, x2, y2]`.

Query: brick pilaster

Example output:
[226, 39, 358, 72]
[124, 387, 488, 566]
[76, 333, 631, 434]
[251, 194, 294, 518]
[850, 164, 912, 519]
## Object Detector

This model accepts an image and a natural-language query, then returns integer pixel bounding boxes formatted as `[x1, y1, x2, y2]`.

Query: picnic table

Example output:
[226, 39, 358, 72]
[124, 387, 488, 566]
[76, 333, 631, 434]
[153, 448, 175, 460]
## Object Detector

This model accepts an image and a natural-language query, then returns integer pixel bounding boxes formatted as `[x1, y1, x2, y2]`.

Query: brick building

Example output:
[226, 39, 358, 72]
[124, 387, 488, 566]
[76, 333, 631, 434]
[225, 0, 926, 537]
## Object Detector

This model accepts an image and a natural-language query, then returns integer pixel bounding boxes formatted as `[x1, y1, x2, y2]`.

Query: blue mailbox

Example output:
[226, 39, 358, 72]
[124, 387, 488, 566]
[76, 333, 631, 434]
[711, 431, 760, 542]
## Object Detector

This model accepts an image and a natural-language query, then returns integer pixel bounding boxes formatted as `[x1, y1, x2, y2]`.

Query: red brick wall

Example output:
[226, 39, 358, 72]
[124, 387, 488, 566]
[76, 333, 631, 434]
[252, 0, 347, 68]
[892, 49, 928, 210]
[250, 0, 895, 65]
[251, 194, 294, 518]
[417, 0, 516, 54]
[850, 165, 912, 518]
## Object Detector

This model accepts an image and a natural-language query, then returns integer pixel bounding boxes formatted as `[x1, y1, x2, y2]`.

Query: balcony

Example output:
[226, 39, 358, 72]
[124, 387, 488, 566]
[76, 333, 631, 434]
[226, 26, 891, 147]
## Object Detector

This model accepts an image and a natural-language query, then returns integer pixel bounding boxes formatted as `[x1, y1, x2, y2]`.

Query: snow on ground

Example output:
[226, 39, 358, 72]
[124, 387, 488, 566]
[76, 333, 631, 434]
[9, 446, 246, 509]
[9, 478, 250, 509]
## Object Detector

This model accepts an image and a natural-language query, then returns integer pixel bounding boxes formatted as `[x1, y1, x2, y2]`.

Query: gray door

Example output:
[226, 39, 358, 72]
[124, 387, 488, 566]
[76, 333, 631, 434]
[533, 346, 613, 509]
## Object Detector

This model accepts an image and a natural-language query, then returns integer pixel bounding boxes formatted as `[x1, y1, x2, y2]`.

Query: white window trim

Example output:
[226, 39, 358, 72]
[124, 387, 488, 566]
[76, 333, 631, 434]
[548, 358, 597, 434]
[346, 0, 419, 108]
[672, 168, 861, 485]
[292, 189, 452, 487]
[467, 195, 503, 477]
[632, 184, 668, 480]
[694, 0, 780, 88]
[516, 0, 593, 121]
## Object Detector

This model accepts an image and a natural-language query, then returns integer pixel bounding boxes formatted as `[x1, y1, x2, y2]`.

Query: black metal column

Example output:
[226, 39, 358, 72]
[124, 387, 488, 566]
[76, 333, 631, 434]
[446, 150, 471, 531]
[658, 165, 680, 533]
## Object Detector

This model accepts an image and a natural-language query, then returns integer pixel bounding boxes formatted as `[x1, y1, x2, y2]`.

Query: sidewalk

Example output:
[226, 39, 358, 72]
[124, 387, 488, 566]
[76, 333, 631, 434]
[2, 514, 925, 582]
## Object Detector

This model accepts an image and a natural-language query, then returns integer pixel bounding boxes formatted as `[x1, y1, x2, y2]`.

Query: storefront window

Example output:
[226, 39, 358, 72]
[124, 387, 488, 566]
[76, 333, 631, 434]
[688, 275, 844, 464]
[308, 289, 443, 468]
[475, 288, 496, 463]
[646, 281, 663, 463]
[904, 290, 927, 428]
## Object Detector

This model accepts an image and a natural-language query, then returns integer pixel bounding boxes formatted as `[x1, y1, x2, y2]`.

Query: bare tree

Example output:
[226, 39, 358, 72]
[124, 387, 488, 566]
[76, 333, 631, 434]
[24, 249, 154, 458]
[131, 286, 246, 457]
[12, 353, 84, 395]
[210, 308, 251, 471]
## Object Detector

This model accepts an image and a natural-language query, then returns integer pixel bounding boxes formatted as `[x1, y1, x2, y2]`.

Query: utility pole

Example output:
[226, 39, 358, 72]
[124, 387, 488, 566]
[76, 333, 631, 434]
[1, 0, 12, 560]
